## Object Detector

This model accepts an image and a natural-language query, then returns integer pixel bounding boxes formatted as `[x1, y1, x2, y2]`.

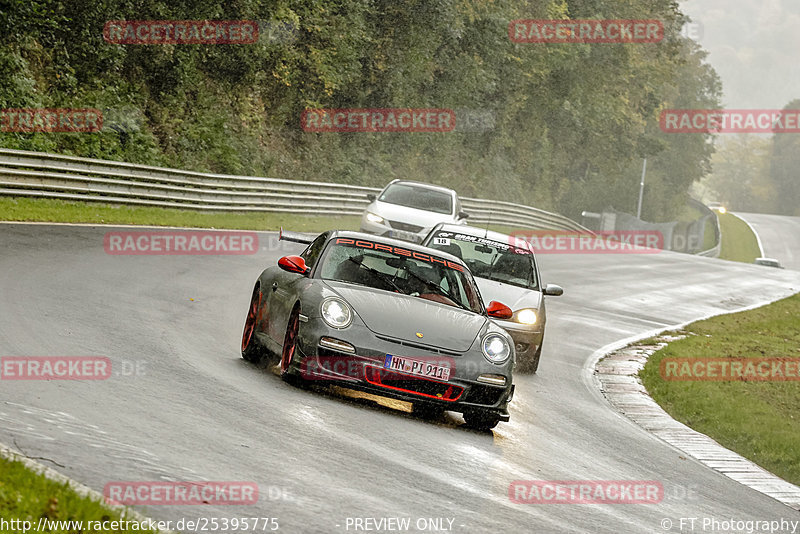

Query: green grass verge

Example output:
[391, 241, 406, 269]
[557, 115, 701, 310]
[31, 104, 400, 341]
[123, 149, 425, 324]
[640, 293, 800, 485]
[0, 197, 360, 232]
[0, 197, 559, 237]
[0, 455, 157, 534]
[718, 212, 761, 263]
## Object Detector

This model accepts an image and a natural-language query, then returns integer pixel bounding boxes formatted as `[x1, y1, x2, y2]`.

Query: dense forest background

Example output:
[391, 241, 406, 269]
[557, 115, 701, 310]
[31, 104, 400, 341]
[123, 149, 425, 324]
[694, 98, 800, 217]
[1, 0, 729, 221]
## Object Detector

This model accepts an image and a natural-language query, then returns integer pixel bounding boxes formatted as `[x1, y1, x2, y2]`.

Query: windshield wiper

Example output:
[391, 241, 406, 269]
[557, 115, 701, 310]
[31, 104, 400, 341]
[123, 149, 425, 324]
[346, 257, 405, 293]
[484, 250, 500, 281]
[402, 268, 472, 313]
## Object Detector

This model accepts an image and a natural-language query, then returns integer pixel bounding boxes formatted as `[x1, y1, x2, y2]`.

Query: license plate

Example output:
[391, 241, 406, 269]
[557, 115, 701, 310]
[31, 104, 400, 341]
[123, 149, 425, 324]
[383, 354, 451, 381]
[389, 230, 418, 242]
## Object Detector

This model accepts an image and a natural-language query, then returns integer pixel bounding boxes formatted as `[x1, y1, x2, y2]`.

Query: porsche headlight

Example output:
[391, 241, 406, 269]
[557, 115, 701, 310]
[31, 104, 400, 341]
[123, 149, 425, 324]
[482, 334, 511, 364]
[321, 298, 352, 328]
[515, 308, 537, 325]
[365, 212, 384, 224]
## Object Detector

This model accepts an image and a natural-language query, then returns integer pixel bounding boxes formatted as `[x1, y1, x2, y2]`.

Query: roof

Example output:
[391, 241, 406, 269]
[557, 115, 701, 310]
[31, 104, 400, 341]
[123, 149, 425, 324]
[384, 179, 458, 196]
[427, 223, 534, 252]
[329, 230, 467, 266]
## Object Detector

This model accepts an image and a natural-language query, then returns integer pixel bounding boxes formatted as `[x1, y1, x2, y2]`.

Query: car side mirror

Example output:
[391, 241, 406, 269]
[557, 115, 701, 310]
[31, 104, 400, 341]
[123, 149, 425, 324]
[543, 284, 563, 296]
[278, 255, 309, 275]
[366, 193, 376, 202]
[486, 301, 513, 319]
[458, 211, 469, 219]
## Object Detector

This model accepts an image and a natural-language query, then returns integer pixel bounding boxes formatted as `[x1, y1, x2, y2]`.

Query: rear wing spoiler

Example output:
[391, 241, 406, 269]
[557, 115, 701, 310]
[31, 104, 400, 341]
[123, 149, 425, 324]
[279, 227, 314, 245]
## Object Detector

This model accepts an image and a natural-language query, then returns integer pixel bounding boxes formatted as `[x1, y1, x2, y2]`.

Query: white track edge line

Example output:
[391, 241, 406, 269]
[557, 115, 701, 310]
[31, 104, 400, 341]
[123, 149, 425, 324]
[581, 292, 800, 511]
[731, 212, 766, 258]
[0, 442, 176, 533]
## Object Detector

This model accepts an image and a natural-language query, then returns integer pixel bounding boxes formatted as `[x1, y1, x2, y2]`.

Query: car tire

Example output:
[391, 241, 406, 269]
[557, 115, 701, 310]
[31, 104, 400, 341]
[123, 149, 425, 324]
[280, 304, 305, 386]
[516, 338, 543, 374]
[241, 284, 265, 363]
[463, 412, 501, 430]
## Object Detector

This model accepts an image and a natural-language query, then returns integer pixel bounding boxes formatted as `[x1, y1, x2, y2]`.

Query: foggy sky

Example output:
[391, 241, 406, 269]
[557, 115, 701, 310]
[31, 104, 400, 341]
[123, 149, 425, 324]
[680, 0, 800, 109]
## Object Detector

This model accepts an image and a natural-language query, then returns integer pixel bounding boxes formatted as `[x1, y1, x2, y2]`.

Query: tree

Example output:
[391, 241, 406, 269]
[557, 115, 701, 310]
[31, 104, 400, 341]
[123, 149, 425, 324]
[768, 99, 800, 216]
[701, 134, 774, 213]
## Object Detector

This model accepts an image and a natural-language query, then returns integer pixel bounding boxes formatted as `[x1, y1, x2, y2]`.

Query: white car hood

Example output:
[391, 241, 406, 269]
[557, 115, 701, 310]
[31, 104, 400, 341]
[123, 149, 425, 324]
[370, 200, 457, 228]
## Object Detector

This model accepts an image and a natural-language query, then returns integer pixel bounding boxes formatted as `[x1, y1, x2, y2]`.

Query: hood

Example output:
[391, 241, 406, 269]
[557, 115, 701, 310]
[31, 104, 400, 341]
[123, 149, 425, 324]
[474, 277, 542, 312]
[325, 281, 485, 352]
[370, 200, 458, 229]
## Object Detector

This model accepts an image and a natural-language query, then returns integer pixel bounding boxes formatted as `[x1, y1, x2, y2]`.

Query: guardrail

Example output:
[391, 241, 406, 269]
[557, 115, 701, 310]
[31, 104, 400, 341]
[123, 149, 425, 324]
[0, 148, 589, 232]
[689, 198, 721, 258]
[696, 212, 721, 258]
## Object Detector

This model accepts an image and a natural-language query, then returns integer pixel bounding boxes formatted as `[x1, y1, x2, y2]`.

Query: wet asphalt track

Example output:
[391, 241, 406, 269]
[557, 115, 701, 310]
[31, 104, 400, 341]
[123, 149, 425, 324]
[1, 222, 800, 533]
[737, 212, 800, 271]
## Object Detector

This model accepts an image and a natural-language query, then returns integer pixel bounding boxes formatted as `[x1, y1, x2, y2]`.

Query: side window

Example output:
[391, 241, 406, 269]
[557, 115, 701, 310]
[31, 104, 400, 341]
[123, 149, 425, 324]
[528, 256, 539, 289]
[300, 235, 327, 269]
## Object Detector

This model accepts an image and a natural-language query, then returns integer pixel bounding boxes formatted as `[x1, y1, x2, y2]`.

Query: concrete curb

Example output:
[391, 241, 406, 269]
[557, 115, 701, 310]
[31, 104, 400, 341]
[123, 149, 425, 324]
[584, 299, 800, 511]
[0, 442, 175, 533]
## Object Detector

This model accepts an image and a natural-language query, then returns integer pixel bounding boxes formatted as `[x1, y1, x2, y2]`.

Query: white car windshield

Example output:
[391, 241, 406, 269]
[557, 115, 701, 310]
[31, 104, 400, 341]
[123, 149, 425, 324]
[427, 232, 538, 290]
[378, 183, 453, 215]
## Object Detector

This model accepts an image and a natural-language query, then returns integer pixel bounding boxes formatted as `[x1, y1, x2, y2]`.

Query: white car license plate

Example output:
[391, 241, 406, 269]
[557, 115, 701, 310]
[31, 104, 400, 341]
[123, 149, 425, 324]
[383, 354, 451, 381]
[389, 229, 418, 242]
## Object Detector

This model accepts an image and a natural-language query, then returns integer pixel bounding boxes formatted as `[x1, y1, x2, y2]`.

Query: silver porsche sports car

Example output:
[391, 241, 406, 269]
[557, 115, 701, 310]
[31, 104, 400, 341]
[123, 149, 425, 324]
[240, 229, 518, 429]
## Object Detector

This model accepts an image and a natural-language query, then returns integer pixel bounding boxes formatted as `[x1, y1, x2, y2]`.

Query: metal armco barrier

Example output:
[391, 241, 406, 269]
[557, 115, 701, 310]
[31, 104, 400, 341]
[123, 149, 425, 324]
[0, 148, 589, 232]
[587, 200, 721, 258]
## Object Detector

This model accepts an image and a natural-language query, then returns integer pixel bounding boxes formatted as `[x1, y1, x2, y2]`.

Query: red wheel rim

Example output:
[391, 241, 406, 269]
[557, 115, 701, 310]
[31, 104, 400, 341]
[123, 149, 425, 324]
[242, 289, 261, 352]
[281, 311, 299, 372]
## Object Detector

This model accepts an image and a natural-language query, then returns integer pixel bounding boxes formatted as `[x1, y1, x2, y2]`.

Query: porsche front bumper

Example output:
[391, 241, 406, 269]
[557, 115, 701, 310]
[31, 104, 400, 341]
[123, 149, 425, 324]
[292, 319, 513, 420]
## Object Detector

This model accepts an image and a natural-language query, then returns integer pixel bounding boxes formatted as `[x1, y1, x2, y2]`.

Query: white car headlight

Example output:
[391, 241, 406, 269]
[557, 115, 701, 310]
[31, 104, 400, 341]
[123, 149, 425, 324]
[482, 334, 511, 364]
[515, 309, 537, 325]
[365, 212, 384, 224]
[321, 297, 353, 328]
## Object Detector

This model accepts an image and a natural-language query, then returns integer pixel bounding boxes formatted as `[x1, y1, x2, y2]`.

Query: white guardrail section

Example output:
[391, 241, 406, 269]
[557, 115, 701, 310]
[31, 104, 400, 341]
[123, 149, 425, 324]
[696, 211, 722, 258]
[0, 148, 589, 232]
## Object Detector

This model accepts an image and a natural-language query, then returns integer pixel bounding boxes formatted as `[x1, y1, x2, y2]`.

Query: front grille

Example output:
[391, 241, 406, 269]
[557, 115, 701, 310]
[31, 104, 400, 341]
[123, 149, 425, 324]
[387, 220, 424, 233]
[317, 347, 347, 358]
[364, 365, 463, 401]
[375, 334, 461, 357]
[463, 384, 506, 406]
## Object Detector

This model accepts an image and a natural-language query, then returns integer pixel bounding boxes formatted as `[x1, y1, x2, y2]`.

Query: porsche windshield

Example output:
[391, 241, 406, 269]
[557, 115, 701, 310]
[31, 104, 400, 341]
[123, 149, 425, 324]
[427, 233, 538, 290]
[319, 238, 482, 313]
